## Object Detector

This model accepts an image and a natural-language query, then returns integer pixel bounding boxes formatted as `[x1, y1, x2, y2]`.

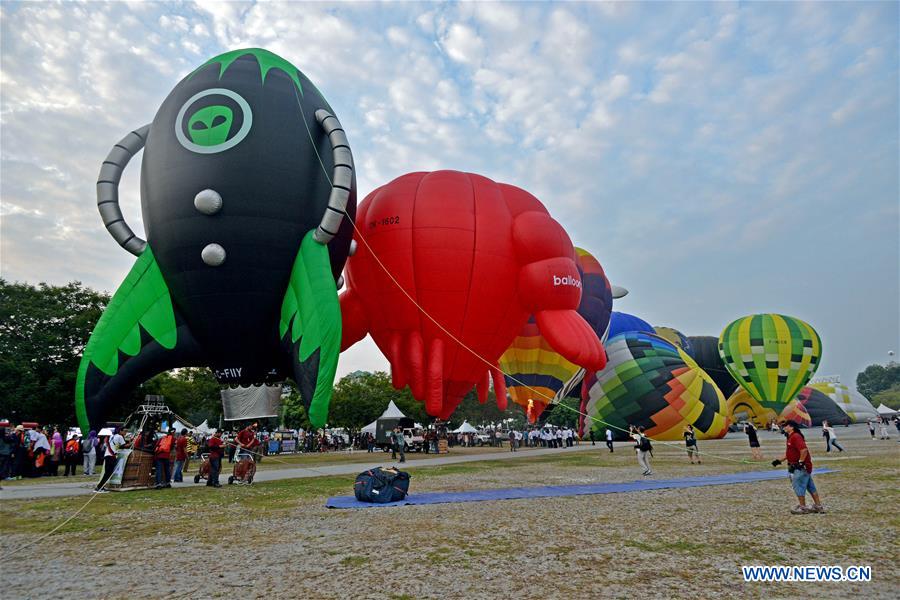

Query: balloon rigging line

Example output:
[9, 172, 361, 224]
[344, 216, 749, 465]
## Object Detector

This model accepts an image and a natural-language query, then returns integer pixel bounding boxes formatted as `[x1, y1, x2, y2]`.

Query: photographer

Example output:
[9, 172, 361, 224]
[772, 420, 825, 514]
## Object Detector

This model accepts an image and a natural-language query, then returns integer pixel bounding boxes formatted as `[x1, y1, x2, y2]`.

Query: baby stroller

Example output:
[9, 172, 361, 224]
[228, 451, 257, 485]
[193, 453, 211, 484]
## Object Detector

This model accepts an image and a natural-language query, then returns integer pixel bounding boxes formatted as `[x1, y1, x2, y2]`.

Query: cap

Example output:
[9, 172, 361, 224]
[98, 427, 113, 436]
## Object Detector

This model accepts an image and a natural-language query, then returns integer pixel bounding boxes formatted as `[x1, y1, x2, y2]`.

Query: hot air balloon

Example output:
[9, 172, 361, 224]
[810, 381, 878, 423]
[499, 247, 614, 422]
[340, 171, 606, 419]
[607, 311, 654, 339]
[725, 388, 779, 427]
[687, 336, 740, 398]
[76, 49, 355, 431]
[653, 326, 694, 356]
[718, 314, 822, 418]
[579, 332, 729, 441]
[782, 386, 849, 427]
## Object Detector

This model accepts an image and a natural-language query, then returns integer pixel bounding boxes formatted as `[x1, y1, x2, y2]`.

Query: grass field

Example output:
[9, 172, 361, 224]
[1, 425, 897, 598]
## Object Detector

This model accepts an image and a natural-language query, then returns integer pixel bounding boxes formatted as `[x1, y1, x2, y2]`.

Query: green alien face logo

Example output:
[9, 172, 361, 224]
[187, 105, 234, 146]
[175, 88, 252, 154]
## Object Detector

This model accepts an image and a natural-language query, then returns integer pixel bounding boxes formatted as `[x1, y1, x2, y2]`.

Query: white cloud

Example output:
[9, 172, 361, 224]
[441, 23, 483, 65]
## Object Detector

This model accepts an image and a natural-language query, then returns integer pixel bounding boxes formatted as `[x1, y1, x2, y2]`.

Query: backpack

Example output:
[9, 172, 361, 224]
[353, 467, 411, 503]
[82, 438, 95, 454]
[639, 436, 653, 452]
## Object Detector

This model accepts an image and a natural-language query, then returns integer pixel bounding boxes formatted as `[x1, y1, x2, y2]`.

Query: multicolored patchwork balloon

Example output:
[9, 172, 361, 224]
[781, 386, 849, 427]
[579, 332, 729, 441]
[809, 382, 878, 423]
[718, 314, 822, 416]
[653, 326, 694, 356]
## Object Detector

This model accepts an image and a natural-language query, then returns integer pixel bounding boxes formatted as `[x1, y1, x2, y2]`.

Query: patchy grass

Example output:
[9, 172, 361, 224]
[1, 427, 897, 599]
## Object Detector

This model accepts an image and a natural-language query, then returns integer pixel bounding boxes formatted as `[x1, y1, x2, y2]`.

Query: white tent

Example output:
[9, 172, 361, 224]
[361, 401, 408, 435]
[452, 421, 477, 434]
[876, 403, 899, 416]
[380, 400, 406, 419]
[194, 420, 215, 435]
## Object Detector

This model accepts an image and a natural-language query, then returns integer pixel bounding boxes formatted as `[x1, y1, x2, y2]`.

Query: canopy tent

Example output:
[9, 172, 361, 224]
[452, 421, 478, 434]
[379, 400, 407, 419]
[362, 401, 408, 435]
[876, 403, 899, 417]
[194, 420, 214, 435]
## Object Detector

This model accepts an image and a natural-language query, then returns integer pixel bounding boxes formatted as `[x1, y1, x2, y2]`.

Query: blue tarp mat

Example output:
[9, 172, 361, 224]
[326, 469, 834, 509]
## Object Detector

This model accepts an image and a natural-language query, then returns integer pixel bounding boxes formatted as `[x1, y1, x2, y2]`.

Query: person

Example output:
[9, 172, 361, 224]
[12, 425, 28, 479]
[605, 428, 614, 453]
[683, 424, 700, 464]
[95, 427, 125, 492]
[556, 428, 564, 448]
[48, 427, 63, 476]
[867, 419, 876, 440]
[821, 420, 844, 453]
[744, 422, 763, 460]
[391, 426, 406, 463]
[589, 428, 596, 446]
[236, 423, 260, 460]
[206, 430, 224, 488]
[82, 430, 98, 475]
[63, 433, 80, 476]
[508, 429, 517, 452]
[30, 426, 50, 476]
[879, 418, 890, 440]
[172, 428, 188, 483]
[151, 429, 173, 489]
[772, 420, 825, 514]
[631, 425, 653, 476]
[0, 424, 14, 480]
[366, 432, 375, 453]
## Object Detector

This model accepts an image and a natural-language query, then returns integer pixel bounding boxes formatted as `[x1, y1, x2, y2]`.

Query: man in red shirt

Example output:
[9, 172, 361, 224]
[206, 430, 224, 488]
[153, 429, 175, 489]
[236, 423, 260, 460]
[173, 428, 188, 483]
[773, 421, 825, 514]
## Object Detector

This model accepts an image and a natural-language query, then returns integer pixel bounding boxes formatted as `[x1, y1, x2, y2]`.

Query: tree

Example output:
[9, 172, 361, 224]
[327, 371, 429, 434]
[0, 280, 108, 425]
[446, 388, 526, 429]
[142, 368, 222, 426]
[281, 385, 312, 430]
[543, 397, 581, 428]
[856, 363, 900, 399]
[872, 384, 900, 410]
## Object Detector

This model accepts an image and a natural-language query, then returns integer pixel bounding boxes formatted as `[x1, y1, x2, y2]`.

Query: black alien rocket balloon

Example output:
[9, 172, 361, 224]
[76, 48, 356, 431]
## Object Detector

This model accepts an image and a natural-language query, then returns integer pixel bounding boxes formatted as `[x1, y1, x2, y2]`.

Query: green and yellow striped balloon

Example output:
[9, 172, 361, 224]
[718, 314, 822, 414]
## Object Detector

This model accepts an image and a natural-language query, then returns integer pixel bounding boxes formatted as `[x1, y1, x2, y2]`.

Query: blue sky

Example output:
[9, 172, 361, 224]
[1, 1, 897, 389]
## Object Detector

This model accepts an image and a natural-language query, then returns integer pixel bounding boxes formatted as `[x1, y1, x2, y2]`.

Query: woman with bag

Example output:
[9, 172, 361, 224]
[63, 434, 80, 476]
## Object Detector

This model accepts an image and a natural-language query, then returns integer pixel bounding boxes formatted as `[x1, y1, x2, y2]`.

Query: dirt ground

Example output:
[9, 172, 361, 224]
[1, 425, 897, 598]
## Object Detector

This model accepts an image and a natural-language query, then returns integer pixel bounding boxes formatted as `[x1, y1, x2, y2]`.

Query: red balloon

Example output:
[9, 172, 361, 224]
[340, 171, 606, 419]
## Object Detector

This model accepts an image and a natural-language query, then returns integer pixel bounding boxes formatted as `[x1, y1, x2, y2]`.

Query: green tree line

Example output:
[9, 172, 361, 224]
[0, 280, 528, 430]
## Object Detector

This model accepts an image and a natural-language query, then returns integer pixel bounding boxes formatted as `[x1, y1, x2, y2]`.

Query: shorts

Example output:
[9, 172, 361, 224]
[686, 445, 698, 455]
[749, 441, 760, 448]
[790, 469, 817, 497]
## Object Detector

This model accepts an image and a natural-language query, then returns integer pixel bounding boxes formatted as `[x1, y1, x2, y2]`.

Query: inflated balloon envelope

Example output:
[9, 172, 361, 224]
[340, 171, 607, 419]
[75, 49, 356, 432]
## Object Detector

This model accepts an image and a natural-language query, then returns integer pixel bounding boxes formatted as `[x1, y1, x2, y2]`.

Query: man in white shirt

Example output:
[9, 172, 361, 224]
[30, 428, 50, 475]
[95, 427, 126, 492]
[605, 428, 614, 453]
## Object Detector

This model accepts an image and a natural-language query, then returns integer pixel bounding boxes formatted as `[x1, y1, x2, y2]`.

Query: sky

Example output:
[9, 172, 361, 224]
[1, 1, 898, 390]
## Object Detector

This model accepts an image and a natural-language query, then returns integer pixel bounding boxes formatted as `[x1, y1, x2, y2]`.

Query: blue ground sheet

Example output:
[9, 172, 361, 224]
[326, 468, 834, 509]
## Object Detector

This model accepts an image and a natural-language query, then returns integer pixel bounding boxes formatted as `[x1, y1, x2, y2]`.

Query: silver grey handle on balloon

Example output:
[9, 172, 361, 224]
[96, 126, 150, 256]
[312, 109, 353, 245]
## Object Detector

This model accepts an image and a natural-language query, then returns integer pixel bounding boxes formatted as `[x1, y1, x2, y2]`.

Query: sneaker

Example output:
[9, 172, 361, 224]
[94, 488, 108, 494]
[812, 504, 827, 514]
[790, 505, 812, 514]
